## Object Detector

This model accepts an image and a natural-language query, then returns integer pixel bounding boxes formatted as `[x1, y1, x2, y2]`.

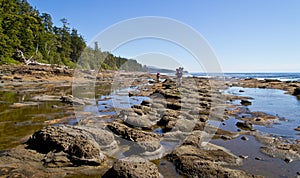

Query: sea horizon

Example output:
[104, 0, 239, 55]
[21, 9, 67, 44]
[185, 72, 300, 82]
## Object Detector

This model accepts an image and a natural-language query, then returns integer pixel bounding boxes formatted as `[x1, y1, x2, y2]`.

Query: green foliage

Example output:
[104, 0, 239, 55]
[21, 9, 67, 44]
[0, 0, 142, 71]
[75, 46, 142, 71]
[70, 29, 85, 63]
[0, 57, 21, 65]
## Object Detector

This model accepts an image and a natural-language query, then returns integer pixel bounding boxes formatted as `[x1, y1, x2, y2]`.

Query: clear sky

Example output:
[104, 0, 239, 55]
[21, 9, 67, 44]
[28, 0, 300, 72]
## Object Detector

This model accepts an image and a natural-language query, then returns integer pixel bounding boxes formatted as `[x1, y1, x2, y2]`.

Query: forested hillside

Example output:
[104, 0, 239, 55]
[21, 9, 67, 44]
[0, 0, 142, 71]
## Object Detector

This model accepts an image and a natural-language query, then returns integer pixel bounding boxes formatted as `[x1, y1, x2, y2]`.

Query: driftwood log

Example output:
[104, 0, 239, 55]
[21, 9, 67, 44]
[16, 49, 51, 66]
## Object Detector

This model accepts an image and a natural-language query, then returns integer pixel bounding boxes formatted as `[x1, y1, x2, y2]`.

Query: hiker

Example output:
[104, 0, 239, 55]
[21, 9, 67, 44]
[156, 72, 160, 82]
[176, 67, 183, 87]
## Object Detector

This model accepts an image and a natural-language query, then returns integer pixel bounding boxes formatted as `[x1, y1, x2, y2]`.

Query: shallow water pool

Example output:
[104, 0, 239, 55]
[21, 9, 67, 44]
[225, 86, 300, 139]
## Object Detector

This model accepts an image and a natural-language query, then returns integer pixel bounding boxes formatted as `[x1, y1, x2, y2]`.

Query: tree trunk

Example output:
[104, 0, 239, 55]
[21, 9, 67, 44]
[16, 49, 50, 66]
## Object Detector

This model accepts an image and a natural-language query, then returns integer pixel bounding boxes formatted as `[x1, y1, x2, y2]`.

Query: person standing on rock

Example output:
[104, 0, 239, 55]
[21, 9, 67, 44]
[176, 68, 179, 86]
[156, 72, 160, 82]
[176, 67, 183, 87]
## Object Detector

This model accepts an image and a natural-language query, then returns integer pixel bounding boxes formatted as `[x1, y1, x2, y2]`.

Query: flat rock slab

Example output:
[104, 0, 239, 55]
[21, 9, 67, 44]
[10, 102, 39, 108]
[107, 122, 164, 160]
[167, 131, 263, 178]
[168, 145, 262, 178]
[255, 134, 300, 162]
[0, 145, 110, 177]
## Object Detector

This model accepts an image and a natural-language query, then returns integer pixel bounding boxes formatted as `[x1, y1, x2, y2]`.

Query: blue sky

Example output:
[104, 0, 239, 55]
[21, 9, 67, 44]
[28, 0, 300, 72]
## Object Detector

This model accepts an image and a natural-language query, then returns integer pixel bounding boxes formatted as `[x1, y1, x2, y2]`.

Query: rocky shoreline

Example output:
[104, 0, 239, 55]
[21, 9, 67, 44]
[0, 65, 300, 177]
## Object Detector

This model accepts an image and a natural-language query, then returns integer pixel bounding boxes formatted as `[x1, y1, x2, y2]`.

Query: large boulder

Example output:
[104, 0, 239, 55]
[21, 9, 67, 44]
[293, 87, 300, 96]
[107, 122, 160, 142]
[119, 109, 154, 129]
[124, 114, 153, 129]
[103, 156, 160, 178]
[236, 121, 253, 130]
[0, 144, 109, 177]
[169, 144, 242, 167]
[26, 125, 108, 166]
[170, 156, 262, 178]
[107, 122, 164, 160]
[167, 132, 262, 178]
[241, 99, 252, 106]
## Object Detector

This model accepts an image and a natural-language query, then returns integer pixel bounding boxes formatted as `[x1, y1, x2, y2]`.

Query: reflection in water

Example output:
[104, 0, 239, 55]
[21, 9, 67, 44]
[0, 86, 73, 150]
[0, 82, 150, 150]
[81, 87, 150, 122]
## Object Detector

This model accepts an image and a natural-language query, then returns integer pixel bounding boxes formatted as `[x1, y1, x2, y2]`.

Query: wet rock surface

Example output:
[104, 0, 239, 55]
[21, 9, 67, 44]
[103, 156, 160, 178]
[26, 125, 107, 166]
[107, 122, 164, 160]
[254, 134, 300, 162]
[241, 99, 252, 106]
[9, 101, 39, 108]
[169, 157, 262, 178]
[293, 87, 300, 96]
[0, 144, 110, 177]
[229, 78, 300, 95]
[226, 107, 280, 126]
[167, 132, 262, 178]
[236, 121, 253, 130]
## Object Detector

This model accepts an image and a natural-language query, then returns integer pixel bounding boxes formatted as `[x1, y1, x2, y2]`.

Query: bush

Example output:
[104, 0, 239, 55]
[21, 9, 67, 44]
[0, 57, 21, 65]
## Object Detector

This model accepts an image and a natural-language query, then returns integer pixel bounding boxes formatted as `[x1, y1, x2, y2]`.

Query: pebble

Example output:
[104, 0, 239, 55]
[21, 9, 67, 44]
[240, 99, 252, 106]
[239, 155, 248, 159]
[236, 121, 253, 130]
[284, 158, 292, 163]
[13, 76, 22, 80]
[241, 136, 249, 141]
[255, 157, 262, 160]
[51, 105, 59, 108]
[221, 135, 231, 140]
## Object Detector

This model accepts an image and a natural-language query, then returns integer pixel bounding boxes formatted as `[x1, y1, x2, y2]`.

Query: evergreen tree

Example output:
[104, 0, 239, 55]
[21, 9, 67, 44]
[41, 13, 53, 32]
[70, 29, 86, 63]
[0, 0, 143, 71]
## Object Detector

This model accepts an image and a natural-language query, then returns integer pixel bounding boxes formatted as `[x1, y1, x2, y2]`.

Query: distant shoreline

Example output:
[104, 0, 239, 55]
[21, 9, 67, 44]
[189, 72, 300, 82]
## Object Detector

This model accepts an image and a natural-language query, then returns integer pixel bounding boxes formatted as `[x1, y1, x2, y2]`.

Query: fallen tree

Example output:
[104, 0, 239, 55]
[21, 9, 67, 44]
[16, 49, 51, 66]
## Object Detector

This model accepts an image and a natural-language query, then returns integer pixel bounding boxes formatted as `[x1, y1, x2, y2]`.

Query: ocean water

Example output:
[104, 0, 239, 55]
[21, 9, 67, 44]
[225, 87, 300, 140]
[215, 75, 300, 177]
[208, 73, 300, 139]
[190, 72, 300, 82]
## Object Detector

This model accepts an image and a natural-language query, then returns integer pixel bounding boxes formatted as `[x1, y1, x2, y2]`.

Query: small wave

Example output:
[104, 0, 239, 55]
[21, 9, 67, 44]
[191, 73, 300, 82]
